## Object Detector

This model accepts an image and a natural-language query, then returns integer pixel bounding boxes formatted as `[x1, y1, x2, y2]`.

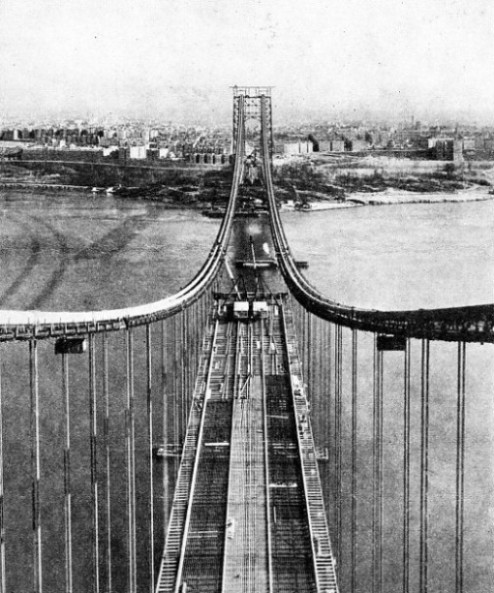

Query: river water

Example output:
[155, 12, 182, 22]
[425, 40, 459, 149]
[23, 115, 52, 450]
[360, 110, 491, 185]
[283, 199, 494, 593]
[0, 189, 491, 592]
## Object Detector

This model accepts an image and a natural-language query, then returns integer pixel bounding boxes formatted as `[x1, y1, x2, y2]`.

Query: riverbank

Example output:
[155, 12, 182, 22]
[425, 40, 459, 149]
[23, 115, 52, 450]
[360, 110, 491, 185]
[280, 187, 494, 212]
[0, 181, 91, 192]
[2, 180, 494, 214]
[346, 186, 494, 206]
[0, 181, 209, 207]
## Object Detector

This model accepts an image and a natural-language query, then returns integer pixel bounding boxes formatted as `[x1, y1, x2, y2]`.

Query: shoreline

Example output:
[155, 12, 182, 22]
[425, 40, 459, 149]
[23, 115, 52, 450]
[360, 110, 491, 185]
[0, 181, 92, 192]
[281, 187, 494, 212]
[1, 181, 493, 212]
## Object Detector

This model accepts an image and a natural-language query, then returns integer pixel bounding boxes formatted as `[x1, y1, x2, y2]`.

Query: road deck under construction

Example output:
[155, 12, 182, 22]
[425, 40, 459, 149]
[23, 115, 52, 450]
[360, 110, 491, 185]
[155, 298, 338, 593]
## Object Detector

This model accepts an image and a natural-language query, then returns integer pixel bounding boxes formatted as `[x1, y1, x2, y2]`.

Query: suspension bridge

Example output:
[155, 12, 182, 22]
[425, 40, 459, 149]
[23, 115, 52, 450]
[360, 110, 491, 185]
[0, 87, 491, 593]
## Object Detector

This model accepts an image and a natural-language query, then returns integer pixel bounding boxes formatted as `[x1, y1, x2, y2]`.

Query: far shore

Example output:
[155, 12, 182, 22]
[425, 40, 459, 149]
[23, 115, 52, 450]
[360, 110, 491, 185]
[0, 181, 92, 192]
[1, 181, 493, 212]
[281, 187, 494, 212]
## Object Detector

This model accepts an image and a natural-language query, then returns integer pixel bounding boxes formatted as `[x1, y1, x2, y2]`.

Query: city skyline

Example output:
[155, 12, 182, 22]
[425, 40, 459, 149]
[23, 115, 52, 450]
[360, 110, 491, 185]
[1, 0, 493, 124]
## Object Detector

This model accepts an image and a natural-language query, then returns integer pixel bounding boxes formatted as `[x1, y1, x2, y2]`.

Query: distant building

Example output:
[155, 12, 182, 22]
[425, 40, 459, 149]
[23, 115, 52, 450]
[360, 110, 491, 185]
[129, 146, 147, 159]
[102, 146, 119, 157]
[430, 138, 463, 161]
[349, 139, 370, 152]
[283, 140, 313, 155]
[330, 139, 345, 152]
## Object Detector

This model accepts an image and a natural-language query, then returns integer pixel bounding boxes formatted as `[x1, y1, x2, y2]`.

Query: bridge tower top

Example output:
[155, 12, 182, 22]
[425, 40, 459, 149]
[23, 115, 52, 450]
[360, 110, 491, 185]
[231, 86, 273, 97]
[232, 86, 274, 157]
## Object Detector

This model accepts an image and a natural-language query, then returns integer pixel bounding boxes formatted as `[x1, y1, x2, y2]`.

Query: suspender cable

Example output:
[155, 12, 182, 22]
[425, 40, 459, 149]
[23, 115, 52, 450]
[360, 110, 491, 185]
[180, 312, 186, 464]
[403, 339, 411, 593]
[126, 329, 137, 593]
[195, 301, 200, 380]
[89, 334, 100, 593]
[194, 301, 200, 373]
[332, 323, 338, 542]
[334, 324, 343, 567]
[456, 342, 466, 593]
[320, 320, 329, 511]
[161, 319, 166, 378]
[313, 317, 322, 443]
[304, 309, 309, 378]
[174, 315, 181, 488]
[187, 306, 193, 410]
[102, 333, 112, 593]
[62, 351, 73, 593]
[30, 338, 42, 593]
[372, 335, 383, 593]
[316, 319, 325, 511]
[307, 312, 312, 402]
[378, 346, 384, 593]
[161, 319, 170, 539]
[173, 315, 180, 454]
[181, 309, 187, 437]
[351, 328, 358, 593]
[372, 335, 377, 593]
[0, 350, 5, 593]
[146, 324, 155, 593]
[419, 339, 430, 593]
[327, 323, 333, 534]
[302, 308, 306, 389]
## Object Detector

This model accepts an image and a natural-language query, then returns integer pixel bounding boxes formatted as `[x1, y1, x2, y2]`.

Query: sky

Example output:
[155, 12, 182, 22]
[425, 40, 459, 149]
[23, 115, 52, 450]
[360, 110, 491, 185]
[0, 0, 493, 123]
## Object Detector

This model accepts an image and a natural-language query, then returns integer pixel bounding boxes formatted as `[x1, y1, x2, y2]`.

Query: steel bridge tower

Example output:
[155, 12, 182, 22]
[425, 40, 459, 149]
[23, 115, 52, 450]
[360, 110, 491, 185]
[232, 86, 274, 157]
